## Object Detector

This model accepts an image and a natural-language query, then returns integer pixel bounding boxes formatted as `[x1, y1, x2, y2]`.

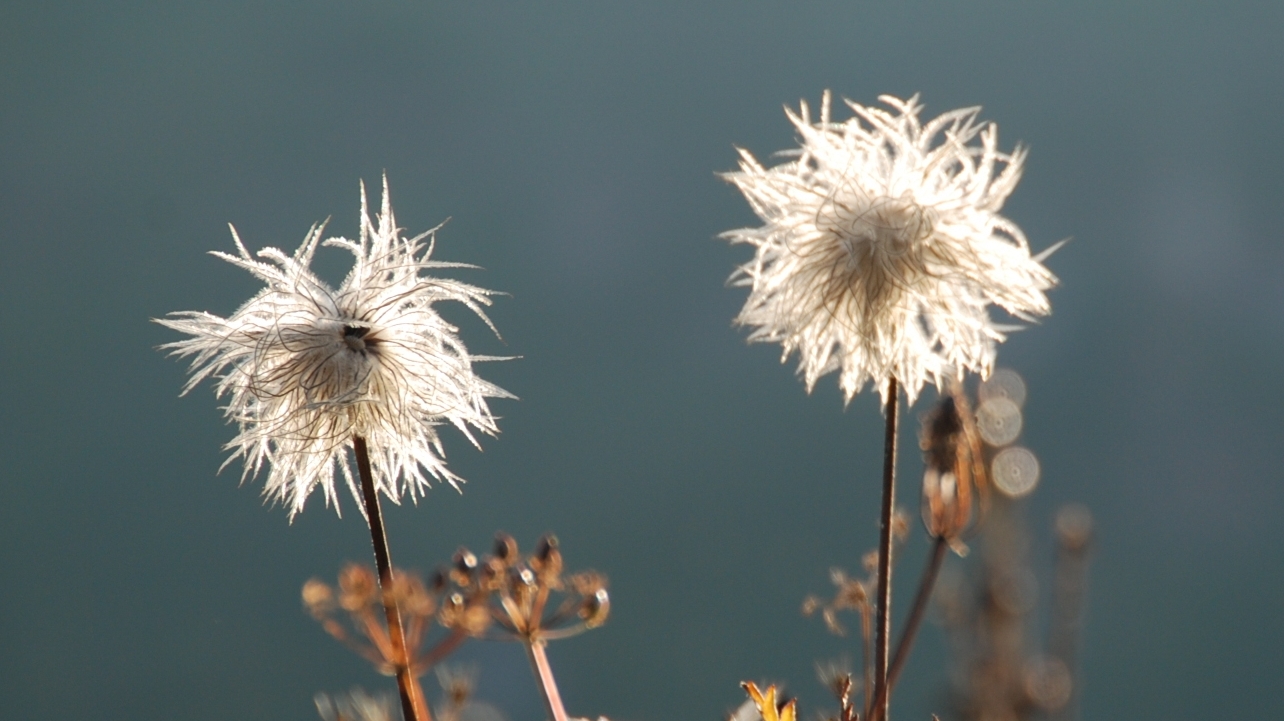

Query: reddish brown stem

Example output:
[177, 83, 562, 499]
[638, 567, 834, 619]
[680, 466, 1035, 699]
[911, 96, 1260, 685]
[871, 377, 899, 721]
[526, 640, 569, 721]
[414, 628, 469, 675]
[354, 436, 432, 721]
[859, 605, 874, 711]
[869, 535, 948, 721]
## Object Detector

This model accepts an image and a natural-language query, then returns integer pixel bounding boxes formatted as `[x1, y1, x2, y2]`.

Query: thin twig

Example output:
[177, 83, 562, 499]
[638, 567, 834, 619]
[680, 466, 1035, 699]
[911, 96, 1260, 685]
[860, 605, 873, 711]
[870, 535, 948, 721]
[354, 436, 433, 721]
[871, 376, 899, 721]
[414, 628, 469, 675]
[526, 639, 570, 721]
[1048, 507, 1093, 721]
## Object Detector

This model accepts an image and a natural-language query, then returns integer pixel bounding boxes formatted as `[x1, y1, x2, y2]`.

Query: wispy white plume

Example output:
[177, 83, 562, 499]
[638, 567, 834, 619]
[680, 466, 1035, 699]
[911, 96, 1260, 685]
[158, 177, 512, 519]
[722, 92, 1058, 405]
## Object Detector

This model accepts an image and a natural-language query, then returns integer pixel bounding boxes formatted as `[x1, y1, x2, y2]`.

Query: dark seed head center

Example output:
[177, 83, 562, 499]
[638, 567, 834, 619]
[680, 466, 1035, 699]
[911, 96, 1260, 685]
[342, 325, 372, 354]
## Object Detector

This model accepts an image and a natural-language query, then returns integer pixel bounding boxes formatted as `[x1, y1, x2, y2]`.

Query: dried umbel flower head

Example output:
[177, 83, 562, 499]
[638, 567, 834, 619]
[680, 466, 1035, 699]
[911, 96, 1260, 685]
[301, 533, 609, 713]
[158, 177, 513, 518]
[435, 663, 480, 710]
[803, 567, 870, 637]
[302, 578, 337, 619]
[434, 664, 510, 721]
[440, 532, 610, 642]
[721, 92, 1058, 404]
[803, 506, 909, 640]
[305, 564, 452, 677]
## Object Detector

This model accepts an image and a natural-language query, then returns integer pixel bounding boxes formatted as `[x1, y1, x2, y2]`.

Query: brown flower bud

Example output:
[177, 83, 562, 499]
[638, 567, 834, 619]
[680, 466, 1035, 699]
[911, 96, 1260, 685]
[862, 550, 879, 574]
[460, 602, 492, 637]
[398, 574, 436, 618]
[921, 396, 962, 470]
[569, 571, 606, 597]
[580, 589, 610, 628]
[439, 592, 467, 629]
[531, 534, 563, 581]
[429, 568, 449, 594]
[480, 557, 506, 592]
[919, 393, 976, 544]
[493, 532, 519, 565]
[338, 564, 378, 612]
[301, 579, 335, 618]
[801, 596, 823, 616]
[450, 548, 478, 587]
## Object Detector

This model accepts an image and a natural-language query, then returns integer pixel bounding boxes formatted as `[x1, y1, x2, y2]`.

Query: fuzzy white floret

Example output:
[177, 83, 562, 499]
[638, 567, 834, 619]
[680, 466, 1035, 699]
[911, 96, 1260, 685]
[721, 93, 1058, 405]
[159, 177, 512, 519]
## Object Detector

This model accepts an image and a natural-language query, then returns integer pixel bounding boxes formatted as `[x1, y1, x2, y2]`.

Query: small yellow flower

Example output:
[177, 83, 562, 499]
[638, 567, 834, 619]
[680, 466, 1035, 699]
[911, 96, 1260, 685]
[741, 682, 797, 721]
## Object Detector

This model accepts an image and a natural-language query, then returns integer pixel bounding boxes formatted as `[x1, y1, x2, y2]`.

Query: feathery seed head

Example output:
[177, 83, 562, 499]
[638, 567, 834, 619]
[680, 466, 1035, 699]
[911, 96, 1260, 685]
[721, 92, 1058, 404]
[157, 176, 513, 519]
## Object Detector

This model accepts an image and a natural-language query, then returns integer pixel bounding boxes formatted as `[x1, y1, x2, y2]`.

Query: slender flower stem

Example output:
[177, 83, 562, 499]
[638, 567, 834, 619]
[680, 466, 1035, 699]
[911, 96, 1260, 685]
[870, 535, 948, 721]
[526, 639, 570, 721]
[860, 606, 873, 714]
[1048, 509, 1092, 721]
[871, 377, 899, 721]
[353, 435, 432, 721]
[416, 628, 469, 673]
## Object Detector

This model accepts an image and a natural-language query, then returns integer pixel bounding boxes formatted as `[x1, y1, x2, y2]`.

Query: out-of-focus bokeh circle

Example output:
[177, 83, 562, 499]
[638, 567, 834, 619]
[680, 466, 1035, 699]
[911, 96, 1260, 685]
[977, 397, 1023, 446]
[992, 446, 1040, 497]
[1055, 504, 1095, 550]
[1024, 655, 1073, 711]
[991, 568, 1039, 615]
[979, 368, 1028, 408]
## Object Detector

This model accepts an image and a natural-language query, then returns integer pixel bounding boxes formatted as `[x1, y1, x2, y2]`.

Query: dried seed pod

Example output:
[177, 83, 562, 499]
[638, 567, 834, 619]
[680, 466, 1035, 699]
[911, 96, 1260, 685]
[338, 564, 378, 612]
[862, 550, 879, 574]
[569, 571, 606, 597]
[922, 396, 963, 470]
[429, 568, 449, 594]
[451, 548, 478, 586]
[919, 392, 978, 546]
[493, 532, 519, 565]
[801, 596, 823, 616]
[439, 592, 467, 629]
[507, 565, 537, 606]
[399, 575, 436, 618]
[531, 534, 563, 581]
[460, 601, 493, 637]
[301, 579, 335, 618]
[892, 508, 910, 541]
[580, 589, 610, 628]
[534, 534, 558, 561]
[815, 657, 855, 708]
[480, 557, 506, 592]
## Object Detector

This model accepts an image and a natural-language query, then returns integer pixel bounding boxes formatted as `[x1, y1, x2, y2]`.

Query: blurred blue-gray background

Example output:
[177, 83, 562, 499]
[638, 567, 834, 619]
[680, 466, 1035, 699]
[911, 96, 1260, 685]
[2, 3, 1282, 719]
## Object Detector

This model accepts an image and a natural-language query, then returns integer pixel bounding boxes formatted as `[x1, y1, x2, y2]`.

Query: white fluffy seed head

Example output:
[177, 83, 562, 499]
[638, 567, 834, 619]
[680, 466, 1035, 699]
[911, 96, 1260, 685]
[157, 176, 513, 519]
[721, 92, 1059, 405]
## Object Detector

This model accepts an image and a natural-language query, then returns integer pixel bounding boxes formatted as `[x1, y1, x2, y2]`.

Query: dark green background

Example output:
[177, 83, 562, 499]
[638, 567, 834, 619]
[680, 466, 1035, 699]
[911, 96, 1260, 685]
[3, 3, 1281, 719]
